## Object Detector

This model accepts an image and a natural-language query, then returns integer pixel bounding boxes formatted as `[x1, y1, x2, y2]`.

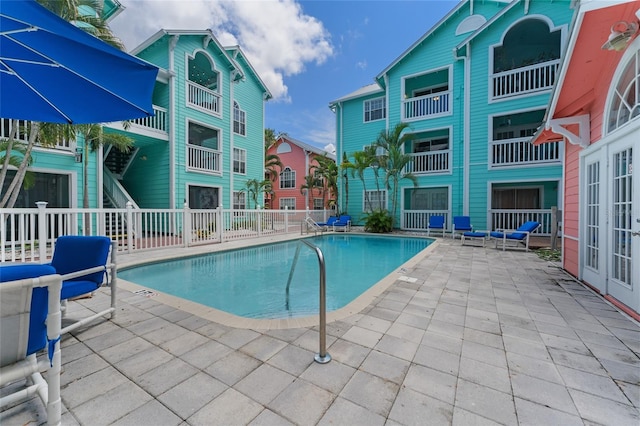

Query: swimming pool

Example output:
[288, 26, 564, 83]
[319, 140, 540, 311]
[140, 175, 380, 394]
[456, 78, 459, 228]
[118, 234, 433, 319]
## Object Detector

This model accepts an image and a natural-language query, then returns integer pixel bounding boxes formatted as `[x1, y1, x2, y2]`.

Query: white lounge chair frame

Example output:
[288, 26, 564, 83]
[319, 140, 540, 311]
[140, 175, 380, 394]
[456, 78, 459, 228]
[492, 229, 535, 252]
[0, 274, 63, 426]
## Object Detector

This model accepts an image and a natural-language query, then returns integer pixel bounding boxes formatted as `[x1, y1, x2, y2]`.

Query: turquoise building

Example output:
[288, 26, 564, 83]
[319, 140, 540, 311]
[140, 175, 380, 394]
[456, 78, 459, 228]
[1, 2, 271, 212]
[330, 0, 574, 234]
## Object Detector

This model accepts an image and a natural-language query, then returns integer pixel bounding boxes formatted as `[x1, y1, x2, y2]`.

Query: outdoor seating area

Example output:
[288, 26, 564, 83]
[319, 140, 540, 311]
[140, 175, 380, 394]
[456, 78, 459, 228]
[2, 236, 638, 426]
[0, 235, 118, 425]
[332, 215, 352, 232]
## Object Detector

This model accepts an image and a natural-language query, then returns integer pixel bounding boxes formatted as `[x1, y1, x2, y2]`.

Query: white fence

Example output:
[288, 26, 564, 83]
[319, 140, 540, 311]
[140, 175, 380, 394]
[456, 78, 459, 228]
[401, 210, 451, 231]
[489, 209, 552, 235]
[491, 138, 561, 167]
[0, 203, 332, 262]
[403, 91, 450, 120]
[492, 60, 560, 100]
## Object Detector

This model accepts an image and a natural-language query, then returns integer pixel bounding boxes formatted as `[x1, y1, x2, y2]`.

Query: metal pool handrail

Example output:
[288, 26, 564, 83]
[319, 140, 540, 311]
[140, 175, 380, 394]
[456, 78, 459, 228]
[286, 239, 331, 364]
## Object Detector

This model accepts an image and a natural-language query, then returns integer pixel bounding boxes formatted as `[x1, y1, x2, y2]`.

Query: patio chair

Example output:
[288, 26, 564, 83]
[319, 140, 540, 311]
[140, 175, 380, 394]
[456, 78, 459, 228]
[490, 221, 540, 252]
[333, 215, 352, 232]
[426, 215, 446, 237]
[451, 216, 473, 239]
[316, 215, 338, 229]
[0, 264, 63, 426]
[47, 236, 117, 334]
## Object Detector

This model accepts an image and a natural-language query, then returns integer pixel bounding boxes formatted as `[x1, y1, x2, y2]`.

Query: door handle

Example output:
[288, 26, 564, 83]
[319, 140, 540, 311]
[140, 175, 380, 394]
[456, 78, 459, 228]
[632, 231, 640, 237]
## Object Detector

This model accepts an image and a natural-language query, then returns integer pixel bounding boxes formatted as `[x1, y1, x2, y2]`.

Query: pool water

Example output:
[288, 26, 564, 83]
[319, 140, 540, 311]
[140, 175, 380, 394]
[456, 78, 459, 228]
[118, 234, 433, 319]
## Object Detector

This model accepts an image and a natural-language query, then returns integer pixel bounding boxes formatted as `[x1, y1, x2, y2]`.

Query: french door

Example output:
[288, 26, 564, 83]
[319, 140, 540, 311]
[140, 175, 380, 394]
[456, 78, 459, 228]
[607, 134, 638, 313]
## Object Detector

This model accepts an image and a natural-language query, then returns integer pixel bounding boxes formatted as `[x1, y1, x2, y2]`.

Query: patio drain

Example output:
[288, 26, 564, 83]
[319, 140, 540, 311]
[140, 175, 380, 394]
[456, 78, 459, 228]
[133, 289, 157, 297]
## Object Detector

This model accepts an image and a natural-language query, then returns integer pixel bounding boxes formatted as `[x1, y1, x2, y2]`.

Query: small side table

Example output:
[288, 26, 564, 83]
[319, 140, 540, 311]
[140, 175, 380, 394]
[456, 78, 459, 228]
[461, 232, 487, 247]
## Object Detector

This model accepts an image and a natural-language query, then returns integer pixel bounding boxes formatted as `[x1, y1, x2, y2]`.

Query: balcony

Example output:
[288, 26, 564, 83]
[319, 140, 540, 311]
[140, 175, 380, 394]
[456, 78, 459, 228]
[130, 105, 168, 135]
[403, 91, 450, 121]
[492, 59, 560, 100]
[0, 118, 72, 151]
[187, 144, 221, 174]
[406, 151, 450, 174]
[491, 137, 561, 168]
[187, 81, 221, 115]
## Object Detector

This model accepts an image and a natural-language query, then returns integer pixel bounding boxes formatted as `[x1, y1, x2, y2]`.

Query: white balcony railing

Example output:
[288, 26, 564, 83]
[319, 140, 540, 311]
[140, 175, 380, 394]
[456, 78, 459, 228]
[0, 118, 72, 151]
[130, 105, 167, 134]
[403, 91, 450, 120]
[187, 144, 221, 174]
[491, 137, 561, 167]
[187, 81, 221, 115]
[401, 210, 450, 231]
[406, 151, 450, 174]
[492, 59, 560, 100]
[489, 209, 553, 235]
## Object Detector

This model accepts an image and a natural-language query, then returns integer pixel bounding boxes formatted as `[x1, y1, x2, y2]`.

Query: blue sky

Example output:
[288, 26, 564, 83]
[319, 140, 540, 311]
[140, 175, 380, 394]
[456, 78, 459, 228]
[111, 0, 459, 152]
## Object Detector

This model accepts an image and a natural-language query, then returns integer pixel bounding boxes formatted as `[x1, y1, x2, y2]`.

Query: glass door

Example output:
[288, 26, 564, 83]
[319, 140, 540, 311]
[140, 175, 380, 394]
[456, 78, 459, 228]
[608, 135, 638, 313]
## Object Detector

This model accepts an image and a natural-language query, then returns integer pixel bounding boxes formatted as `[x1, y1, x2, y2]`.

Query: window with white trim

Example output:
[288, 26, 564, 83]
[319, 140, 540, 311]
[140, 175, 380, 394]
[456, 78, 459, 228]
[280, 167, 296, 189]
[279, 198, 296, 210]
[313, 198, 323, 210]
[364, 190, 387, 212]
[364, 97, 386, 122]
[233, 148, 246, 174]
[233, 101, 246, 135]
[233, 191, 246, 209]
[607, 44, 640, 133]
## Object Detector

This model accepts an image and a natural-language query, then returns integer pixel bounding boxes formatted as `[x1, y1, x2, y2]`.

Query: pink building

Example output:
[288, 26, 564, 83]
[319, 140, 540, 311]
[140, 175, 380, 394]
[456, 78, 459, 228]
[266, 135, 336, 211]
[534, 0, 640, 320]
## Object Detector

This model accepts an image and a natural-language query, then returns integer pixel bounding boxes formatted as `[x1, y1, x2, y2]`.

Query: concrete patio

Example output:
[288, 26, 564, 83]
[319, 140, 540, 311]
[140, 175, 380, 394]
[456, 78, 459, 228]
[2, 236, 639, 425]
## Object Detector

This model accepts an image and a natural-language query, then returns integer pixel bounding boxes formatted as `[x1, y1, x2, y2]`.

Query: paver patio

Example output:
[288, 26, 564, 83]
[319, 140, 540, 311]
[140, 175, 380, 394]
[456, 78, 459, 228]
[2, 236, 639, 425]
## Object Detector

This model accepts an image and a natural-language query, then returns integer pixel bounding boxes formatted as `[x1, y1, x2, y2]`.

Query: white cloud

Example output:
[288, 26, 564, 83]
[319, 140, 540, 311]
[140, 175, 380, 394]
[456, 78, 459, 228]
[110, 0, 334, 101]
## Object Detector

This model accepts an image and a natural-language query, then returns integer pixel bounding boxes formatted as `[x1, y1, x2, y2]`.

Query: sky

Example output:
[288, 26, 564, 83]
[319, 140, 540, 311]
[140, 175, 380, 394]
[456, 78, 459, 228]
[110, 0, 460, 153]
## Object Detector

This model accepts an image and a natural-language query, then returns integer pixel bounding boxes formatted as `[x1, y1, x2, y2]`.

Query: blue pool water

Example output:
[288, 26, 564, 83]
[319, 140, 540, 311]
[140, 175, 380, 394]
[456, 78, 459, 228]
[118, 234, 433, 319]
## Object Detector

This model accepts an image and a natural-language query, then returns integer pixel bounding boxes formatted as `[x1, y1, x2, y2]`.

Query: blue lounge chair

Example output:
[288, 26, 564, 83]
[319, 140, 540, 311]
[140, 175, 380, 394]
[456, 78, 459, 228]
[0, 264, 63, 425]
[427, 215, 446, 237]
[333, 215, 351, 232]
[452, 216, 473, 239]
[316, 216, 338, 228]
[490, 221, 540, 252]
[48, 235, 117, 334]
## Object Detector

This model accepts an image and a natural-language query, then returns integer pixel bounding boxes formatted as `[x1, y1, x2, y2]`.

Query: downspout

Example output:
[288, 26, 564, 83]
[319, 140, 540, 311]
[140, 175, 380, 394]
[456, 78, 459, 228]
[169, 35, 178, 208]
[304, 149, 310, 209]
[463, 44, 471, 216]
[97, 143, 104, 207]
[384, 74, 390, 130]
[453, 42, 471, 216]
[230, 71, 236, 210]
[338, 102, 343, 212]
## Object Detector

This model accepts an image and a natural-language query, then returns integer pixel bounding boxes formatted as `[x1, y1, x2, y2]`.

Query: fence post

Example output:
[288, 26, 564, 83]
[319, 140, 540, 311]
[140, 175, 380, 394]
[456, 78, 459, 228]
[36, 201, 48, 262]
[126, 201, 134, 253]
[550, 206, 558, 250]
[183, 202, 191, 248]
[257, 205, 262, 237]
[284, 206, 289, 234]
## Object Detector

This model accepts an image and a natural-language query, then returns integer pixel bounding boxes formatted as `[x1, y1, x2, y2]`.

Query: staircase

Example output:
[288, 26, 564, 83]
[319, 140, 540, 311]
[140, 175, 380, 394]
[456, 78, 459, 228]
[104, 145, 137, 179]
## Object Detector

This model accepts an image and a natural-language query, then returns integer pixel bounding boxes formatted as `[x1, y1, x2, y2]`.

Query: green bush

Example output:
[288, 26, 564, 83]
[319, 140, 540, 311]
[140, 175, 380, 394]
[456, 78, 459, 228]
[364, 209, 393, 233]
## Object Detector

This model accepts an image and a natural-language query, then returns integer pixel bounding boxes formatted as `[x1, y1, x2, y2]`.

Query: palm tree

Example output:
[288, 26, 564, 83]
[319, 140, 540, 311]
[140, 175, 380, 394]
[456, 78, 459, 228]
[0, 138, 35, 207]
[76, 124, 133, 208]
[349, 150, 374, 210]
[374, 123, 418, 227]
[339, 152, 351, 214]
[244, 178, 273, 209]
[300, 174, 320, 209]
[312, 154, 338, 210]
[264, 128, 283, 182]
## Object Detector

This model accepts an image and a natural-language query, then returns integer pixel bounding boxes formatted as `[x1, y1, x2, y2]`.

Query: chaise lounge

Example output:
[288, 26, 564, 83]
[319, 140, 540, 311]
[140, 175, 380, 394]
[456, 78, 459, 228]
[333, 215, 351, 232]
[490, 221, 540, 252]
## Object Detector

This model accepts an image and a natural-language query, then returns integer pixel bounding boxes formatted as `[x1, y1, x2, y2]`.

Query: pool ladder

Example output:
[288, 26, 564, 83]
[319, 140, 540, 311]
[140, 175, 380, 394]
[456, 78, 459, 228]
[286, 239, 331, 364]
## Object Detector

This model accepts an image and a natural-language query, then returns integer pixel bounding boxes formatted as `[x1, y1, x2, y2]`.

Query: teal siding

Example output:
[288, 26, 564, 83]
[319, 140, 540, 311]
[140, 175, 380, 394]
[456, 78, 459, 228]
[334, 0, 574, 230]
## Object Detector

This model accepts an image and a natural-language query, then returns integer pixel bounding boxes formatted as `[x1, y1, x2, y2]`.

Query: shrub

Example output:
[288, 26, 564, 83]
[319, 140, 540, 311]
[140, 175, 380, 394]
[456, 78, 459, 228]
[364, 209, 393, 233]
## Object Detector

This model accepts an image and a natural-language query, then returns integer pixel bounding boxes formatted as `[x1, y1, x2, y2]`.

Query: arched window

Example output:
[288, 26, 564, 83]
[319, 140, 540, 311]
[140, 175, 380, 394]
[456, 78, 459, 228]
[188, 51, 219, 92]
[233, 101, 246, 136]
[606, 43, 640, 133]
[280, 167, 296, 189]
[494, 18, 561, 73]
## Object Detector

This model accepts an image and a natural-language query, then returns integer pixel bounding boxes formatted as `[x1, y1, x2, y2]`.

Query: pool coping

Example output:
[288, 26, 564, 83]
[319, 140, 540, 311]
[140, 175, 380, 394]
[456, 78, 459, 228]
[116, 232, 440, 330]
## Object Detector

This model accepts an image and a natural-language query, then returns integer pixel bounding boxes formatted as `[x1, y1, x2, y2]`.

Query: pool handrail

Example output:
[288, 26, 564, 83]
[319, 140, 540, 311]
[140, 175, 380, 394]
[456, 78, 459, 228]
[287, 239, 331, 364]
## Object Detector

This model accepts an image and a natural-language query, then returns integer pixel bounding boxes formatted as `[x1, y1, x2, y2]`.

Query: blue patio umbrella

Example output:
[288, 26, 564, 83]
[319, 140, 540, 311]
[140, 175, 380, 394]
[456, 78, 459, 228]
[0, 0, 158, 124]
